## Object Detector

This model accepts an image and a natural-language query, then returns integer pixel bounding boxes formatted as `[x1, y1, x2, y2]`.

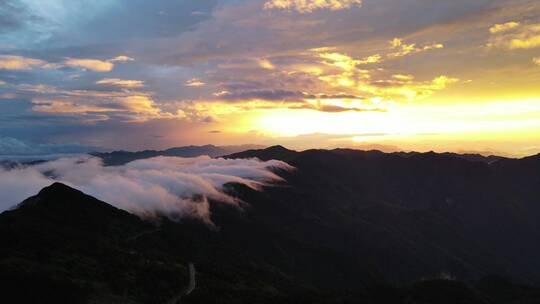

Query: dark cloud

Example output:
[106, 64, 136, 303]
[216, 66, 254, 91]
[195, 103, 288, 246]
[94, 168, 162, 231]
[82, 0, 217, 41]
[0, 0, 39, 33]
[218, 89, 306, 102]
[217, 89, 364, 103]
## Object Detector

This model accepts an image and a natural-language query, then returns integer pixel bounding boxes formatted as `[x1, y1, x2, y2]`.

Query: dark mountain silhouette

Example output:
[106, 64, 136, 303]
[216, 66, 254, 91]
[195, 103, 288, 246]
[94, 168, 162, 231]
[2, 147, 540, 303]
[0, 183, 383, 303]
[92, 144, 265, 166]
[228, 147, 540, 283]
[0, 183, 183, 303]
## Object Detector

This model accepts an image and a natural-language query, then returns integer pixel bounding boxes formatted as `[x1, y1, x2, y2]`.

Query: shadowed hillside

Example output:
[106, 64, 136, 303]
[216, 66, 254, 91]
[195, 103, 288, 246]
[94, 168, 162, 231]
[227, 146, 540, 284]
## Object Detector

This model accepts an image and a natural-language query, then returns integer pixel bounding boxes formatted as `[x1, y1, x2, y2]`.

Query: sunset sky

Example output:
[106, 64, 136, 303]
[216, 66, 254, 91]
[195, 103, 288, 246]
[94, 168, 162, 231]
[1, 0, 540, 156]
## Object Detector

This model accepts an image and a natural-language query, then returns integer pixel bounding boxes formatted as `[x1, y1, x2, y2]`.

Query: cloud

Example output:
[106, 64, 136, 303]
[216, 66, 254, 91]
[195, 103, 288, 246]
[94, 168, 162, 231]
[16, 83, 59, 93]
[31, 95, 185, 123]
[388, 38, 444, 58]
[257, 58, 276, 70]
[0, 54, 132, 72]
[217, 89, 306, 102]
[0, 80, 5, 86]
[319, 51, 361, 71]
[16, 82, 186, 123]
[118, 95, 161, 116]
[0, 55, 54, 70]
[203, 89, 383, 114]
[185, 78, 206, 87]
[489, 21, 520, 34]
[110, 55, 134, 62]
[263, 0, 362, 13]
[31, 99, 119, 115]
[96, 78, 144, 88]
[314, 50, 372, 87]
[359, 75, 459, 101]
[0, 0, 35, 33]
[392, 74, 414, 81]
[65, 58, 114, 72]
[534, 57, 540, 66]
[358, 54, 382, 64]
[488, 22, 540, 50]
[0, 156, 294, 225]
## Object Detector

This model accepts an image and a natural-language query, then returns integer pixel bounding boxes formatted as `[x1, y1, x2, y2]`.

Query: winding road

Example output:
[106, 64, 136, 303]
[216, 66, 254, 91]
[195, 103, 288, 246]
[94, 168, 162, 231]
[167, 262, 196, 304]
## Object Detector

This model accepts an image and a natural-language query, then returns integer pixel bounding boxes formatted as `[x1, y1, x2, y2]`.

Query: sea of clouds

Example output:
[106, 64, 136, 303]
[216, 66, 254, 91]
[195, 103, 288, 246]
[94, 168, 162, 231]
[0, 156, 293, 224]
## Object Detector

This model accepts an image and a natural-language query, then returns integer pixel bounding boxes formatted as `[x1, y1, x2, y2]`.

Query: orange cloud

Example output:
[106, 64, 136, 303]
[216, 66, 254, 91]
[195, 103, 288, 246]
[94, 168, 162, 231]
[0, 55, 55, 70]
[96, 78, 144, 88]
[31, 99, 118, 114]
[110, 55, 135, 62]
[185, 78, 207, 87]
[65, 58, 114, 72]
[258, 58, 276, 70]
[31, 95, 187, 123]
[118, 96, 161, 116]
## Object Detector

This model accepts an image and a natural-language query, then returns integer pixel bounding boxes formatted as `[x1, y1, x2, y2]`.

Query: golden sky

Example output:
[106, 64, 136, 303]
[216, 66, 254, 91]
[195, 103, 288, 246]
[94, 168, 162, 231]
[1, 0, 540, 156]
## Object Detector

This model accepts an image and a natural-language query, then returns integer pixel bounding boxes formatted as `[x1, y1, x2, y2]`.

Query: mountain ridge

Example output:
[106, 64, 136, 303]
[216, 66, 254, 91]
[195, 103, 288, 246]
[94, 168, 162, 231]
[91, 144, 265, 166]
[226, 145, 515, 164]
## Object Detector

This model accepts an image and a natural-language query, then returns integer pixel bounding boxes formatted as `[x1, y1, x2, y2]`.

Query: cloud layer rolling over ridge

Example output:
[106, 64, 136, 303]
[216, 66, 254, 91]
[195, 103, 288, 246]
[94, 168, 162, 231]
[0, 156, 294, 224]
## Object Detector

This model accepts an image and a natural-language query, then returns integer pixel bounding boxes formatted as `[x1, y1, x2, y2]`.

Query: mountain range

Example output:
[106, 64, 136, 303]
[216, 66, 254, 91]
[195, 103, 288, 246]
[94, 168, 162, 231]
[91, 144, 265, 166]
[2, 146, 540, 303]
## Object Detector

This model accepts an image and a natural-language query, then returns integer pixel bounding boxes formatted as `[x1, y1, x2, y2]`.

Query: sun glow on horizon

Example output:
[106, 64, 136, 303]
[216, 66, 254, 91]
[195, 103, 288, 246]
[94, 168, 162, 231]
[252, 98, 540, 136]
[238, 98, 540, 156]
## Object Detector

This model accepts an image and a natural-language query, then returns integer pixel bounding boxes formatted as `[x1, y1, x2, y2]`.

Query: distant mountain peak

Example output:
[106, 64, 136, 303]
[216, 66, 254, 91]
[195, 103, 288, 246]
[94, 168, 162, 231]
[17, 182, 83, 209]
[225, 145, 297, 161]
[265, 145, 293, 152]
[15, 182, 136, 222]
[39, 182, 80, 195]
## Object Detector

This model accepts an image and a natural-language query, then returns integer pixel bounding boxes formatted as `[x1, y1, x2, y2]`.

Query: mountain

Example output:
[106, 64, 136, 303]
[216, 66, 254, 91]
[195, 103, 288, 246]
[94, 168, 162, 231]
[92, 144, 265, 166]
[227, 147, 540, 284]
[0, 183, 184, 303]
[2, 147, 540, 303]
[0, 183, 383, 303]
[227, 145, 508, 164]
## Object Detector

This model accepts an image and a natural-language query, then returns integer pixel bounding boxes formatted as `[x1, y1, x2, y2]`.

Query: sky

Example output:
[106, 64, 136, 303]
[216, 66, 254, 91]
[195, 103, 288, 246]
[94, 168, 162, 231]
[1, 0, 540, 157]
